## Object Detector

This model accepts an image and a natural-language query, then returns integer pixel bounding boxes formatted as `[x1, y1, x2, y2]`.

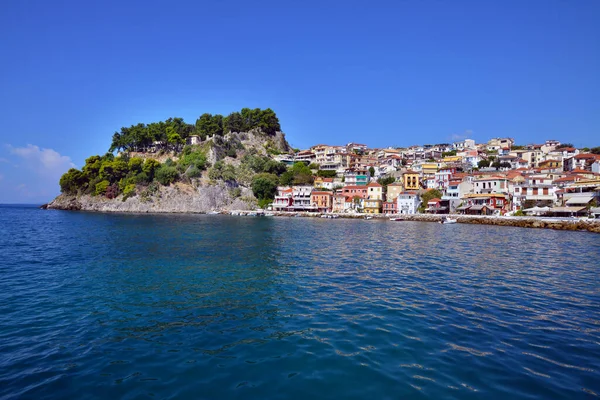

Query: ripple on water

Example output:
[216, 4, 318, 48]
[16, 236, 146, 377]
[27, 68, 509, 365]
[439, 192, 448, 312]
[0, 208, 599, 399]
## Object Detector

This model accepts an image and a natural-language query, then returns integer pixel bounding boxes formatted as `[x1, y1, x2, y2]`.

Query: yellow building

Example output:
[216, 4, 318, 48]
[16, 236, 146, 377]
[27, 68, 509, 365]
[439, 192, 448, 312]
[366, 182, 383, 200]
[364, 199, 383, 214]
[386, 182, 404, 202]
[421, 163, 439, 176]
[403, 171, 421, 190]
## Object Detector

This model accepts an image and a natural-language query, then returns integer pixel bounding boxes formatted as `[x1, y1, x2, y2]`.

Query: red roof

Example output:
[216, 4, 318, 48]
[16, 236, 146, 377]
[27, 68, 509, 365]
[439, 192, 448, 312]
[367, 182, 382, 187]
[575, 153, 596, 159]
[428, 198, 442, 204]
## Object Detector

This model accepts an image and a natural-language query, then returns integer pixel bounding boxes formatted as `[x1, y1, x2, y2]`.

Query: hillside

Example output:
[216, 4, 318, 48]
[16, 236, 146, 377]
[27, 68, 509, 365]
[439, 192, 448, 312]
[48, 108, 293, 212]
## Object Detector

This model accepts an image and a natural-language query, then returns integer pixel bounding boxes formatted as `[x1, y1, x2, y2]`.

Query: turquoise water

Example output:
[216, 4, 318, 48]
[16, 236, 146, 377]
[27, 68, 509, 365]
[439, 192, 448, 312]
[1, 205, 599, 399]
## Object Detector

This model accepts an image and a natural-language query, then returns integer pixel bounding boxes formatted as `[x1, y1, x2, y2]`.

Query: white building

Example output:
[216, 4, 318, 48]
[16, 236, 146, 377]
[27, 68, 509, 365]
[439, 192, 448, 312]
[396, 192, 421, 214]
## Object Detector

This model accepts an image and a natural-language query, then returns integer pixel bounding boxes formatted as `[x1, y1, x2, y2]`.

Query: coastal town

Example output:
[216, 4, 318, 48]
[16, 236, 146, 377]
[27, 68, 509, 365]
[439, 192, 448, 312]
[263, 139, 600, 218]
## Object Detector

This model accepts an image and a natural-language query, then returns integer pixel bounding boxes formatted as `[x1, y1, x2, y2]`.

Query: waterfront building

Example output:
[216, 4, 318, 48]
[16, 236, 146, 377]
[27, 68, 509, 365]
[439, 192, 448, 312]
[311, 191, 333, 212]
[382, 201, 397, 214]
[396, 191, 421, 214]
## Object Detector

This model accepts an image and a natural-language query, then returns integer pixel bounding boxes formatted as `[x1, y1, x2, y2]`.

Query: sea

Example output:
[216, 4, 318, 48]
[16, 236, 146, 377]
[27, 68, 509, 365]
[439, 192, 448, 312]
[1, 204, 599, 399]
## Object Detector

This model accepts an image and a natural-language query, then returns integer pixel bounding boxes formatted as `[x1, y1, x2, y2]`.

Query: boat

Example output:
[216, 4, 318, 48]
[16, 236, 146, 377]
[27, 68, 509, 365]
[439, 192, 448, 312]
[264, 213, 275, 217]
[208, 211, 220, 215]
[389, 217, 404, 221]
[364, 216, 373, 220]
[440, 217, 457, 224]
[321, 214, 328, 218]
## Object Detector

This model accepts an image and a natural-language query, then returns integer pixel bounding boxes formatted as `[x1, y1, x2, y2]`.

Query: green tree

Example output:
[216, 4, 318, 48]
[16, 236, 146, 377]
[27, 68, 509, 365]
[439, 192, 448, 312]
[155, 165, 179, 185]
[369, 166, 375, 177]
[142, 159, 161, 181]
[317, 170, 337, 178]
[251, 173, 279, 201]
[478, 159, 490, 169]
[590, 147, 600, 155]
[418, 189, 443, 212]
[59, 168, 86, 194]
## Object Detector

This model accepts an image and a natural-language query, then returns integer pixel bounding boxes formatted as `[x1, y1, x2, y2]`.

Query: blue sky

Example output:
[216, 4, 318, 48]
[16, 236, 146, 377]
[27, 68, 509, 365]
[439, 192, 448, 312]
[0, 0, 598, 203]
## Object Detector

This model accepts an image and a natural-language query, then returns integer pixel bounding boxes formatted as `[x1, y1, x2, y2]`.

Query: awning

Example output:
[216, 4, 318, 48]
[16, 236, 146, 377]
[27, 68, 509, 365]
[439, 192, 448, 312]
[456, 205, 471, 210]
[566, 196, 594, 205]
[469, 205, 490, 211]
[548, 206, 586, 213]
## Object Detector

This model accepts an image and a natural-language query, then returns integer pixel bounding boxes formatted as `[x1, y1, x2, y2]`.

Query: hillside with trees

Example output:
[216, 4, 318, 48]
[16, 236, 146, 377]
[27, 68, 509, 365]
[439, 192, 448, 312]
[53, 108, 292, 211]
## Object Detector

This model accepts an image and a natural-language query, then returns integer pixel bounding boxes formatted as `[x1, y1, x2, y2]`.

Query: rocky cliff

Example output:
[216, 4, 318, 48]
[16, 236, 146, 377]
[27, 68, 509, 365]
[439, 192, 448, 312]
[47, 182, 255, 213]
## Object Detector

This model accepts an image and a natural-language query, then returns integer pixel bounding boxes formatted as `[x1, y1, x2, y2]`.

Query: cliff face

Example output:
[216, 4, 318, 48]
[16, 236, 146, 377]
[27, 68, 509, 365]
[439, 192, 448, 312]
[47, 183, 255, 213]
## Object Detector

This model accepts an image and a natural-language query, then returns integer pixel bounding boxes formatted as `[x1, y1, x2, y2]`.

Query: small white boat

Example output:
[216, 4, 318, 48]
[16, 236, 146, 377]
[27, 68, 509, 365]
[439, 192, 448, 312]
[208, 211, 220, 215]
[364, 216, 373, 220]
[264, 213, 275, 217]
[440, 217, 457, 224]
[321, 214, 328, 218]
[389, 217, 404, 221]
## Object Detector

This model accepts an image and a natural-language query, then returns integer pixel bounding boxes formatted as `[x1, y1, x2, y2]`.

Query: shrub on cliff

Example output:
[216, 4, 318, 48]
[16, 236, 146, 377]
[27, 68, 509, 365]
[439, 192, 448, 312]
[60, 168, 86, 195]
[95, 180, 110, 196]
[155, 166, 179, 185]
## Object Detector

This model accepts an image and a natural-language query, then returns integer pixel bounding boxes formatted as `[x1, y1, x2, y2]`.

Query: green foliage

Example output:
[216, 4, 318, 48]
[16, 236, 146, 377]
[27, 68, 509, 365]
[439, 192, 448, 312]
[257, 198, 272, 209]
[478, 159, 490, 168]
[368, 166, 375, 177]
[128, 157, 144, 173]
[109, 117, 194, 153]
[208, 161, 237, 182]
[122, 183, 136, 200]
[59, 168, 86, 194]
[251, 173, 279, 201]
[317, 170, 337, 178]
[514, 210, 525, 217]
[185, 166, 203, 178]
[155, 166, 179, 185]
[285, 162, 314, 185]
[442, 150, 457, 157]
[142, 159, 161, 180]
[178, 149, 207, 172]
[590, 147, 600, 155]
[95, 180, 110, 196]
[308, 163, 320, 169]
[418, 189, 443, 212]
[377, 176, 395, 192]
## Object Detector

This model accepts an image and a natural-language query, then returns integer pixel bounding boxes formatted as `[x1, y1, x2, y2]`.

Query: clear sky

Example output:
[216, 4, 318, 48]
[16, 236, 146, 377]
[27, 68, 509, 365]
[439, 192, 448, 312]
[0, 0, 598, 203]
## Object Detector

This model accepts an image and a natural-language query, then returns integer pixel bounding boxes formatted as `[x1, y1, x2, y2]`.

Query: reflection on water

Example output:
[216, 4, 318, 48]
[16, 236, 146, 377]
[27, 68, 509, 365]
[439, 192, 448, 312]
[0, 207, 599, 399]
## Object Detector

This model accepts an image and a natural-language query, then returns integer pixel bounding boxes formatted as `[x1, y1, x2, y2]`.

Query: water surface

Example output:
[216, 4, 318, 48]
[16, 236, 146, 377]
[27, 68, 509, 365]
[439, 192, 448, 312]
[1, 205, 599, 399]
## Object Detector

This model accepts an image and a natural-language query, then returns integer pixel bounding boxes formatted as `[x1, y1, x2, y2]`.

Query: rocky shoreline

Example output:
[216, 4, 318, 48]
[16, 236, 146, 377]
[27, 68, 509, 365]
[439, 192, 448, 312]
[44, 196, 600, 233]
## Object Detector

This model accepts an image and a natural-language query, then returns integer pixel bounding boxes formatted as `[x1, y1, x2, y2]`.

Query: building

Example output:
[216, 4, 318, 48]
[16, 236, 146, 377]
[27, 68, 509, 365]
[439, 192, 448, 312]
[383, 201, 397, 214]
[344, 168, 370, 186]
[311, 191, 333, 212]
[386, 182, 404, 202]
[363, 198, 383, 214]
[341, 185, 368, 199]
[403, 171, 421, 190]
[366, 182, 383, 200]
[186, 135, 201, 145]
[426, 198, 448, 214]
[291, 186, 317, 211]
[396, 191, 421, 214]
[458, 193, 508, 214]
[272, 187, 293, 211]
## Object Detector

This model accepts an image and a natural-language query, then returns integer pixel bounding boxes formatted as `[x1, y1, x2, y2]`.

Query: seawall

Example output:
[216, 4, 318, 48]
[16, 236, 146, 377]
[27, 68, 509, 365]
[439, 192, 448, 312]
[228, 211, 600, 234]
